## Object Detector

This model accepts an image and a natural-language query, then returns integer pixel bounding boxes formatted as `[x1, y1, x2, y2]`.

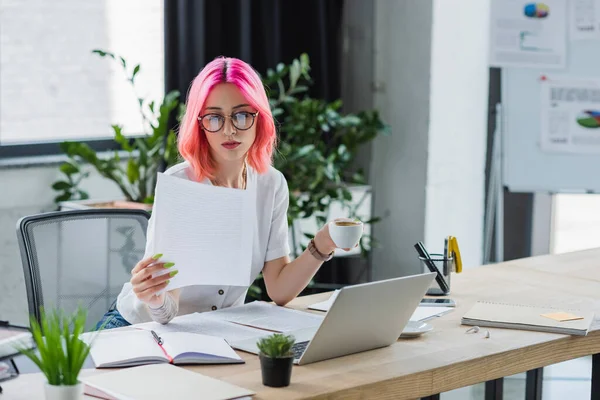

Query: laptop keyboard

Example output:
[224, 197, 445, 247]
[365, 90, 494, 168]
[291, 341, 310, 360]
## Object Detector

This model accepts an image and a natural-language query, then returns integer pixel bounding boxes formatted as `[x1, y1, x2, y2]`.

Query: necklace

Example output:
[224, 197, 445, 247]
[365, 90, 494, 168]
[210, 163, 247, 189]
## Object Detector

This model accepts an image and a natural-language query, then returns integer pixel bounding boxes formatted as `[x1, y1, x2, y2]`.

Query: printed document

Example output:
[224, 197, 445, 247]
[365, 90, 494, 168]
[136, 312, 268, 344]
[540, 76, 600, 154]
[151, 172, 256, 289]
[204, 301, 324, 332]
[489, 0, 567, 68]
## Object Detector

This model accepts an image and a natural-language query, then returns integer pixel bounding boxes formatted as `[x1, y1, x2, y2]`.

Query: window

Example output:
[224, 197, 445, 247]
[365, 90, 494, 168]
[0, 0, 164, 155]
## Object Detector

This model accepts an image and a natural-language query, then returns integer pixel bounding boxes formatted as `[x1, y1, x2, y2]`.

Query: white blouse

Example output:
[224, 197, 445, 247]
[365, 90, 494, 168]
[116, 161, 291, 325]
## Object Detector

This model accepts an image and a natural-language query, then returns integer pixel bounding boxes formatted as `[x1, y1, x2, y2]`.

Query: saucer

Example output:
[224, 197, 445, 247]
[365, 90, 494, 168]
[400, 321, 433, 338]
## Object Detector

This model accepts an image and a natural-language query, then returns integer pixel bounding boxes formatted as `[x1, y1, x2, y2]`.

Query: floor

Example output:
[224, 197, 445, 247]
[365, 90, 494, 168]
[444, 193, 600, 399]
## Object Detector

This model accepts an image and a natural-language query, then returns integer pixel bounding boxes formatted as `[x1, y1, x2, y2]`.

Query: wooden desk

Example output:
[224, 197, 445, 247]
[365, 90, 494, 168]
[3, 248, 600, 399]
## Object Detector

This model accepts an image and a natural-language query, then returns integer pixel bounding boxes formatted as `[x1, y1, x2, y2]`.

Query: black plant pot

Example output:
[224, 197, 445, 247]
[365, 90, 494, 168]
[259, 354, 293, 387]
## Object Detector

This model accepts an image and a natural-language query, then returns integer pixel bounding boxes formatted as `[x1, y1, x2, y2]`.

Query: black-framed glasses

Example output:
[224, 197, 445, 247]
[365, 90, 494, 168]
[197, 111, 259, 133]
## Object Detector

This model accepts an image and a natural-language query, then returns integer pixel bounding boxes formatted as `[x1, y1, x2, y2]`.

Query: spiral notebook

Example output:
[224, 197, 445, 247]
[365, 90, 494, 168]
[461, 301, 595, 336]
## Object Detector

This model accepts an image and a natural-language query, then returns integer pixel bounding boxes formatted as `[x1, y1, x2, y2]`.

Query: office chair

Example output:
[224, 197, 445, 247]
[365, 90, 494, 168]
[16, 209, 150, 331]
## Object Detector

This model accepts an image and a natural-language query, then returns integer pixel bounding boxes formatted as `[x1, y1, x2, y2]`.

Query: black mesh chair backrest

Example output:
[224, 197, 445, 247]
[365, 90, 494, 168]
[16, 209, 149, 331]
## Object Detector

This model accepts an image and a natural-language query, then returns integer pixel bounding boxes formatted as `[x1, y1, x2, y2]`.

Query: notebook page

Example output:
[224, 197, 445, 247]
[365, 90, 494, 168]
[88, 330, 165, 367]
[135, 313, 268, 343]
[152, 173, 255, 289]
[204, 301, 324, 332]
[161, 332, 241, 361]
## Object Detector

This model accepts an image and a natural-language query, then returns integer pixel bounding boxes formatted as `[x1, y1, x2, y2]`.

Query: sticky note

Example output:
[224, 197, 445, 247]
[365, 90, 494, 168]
[541, 312, 584, 322]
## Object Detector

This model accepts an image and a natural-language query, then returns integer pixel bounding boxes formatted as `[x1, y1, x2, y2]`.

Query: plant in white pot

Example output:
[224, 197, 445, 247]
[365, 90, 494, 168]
[256, 333, 296, 388]
[15, 307, 94, 400]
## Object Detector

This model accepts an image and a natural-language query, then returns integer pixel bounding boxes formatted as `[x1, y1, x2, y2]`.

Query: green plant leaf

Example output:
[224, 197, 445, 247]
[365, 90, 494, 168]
[59, 161, 79, 175]
[132, 64, 141, 81]
[52, 181, 71, 191]
[127, 159, 140, 184]
[112, 125, 132, 152]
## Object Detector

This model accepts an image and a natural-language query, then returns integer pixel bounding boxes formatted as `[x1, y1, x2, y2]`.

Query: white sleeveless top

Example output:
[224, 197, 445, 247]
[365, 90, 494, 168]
[116, 161, 291, 324]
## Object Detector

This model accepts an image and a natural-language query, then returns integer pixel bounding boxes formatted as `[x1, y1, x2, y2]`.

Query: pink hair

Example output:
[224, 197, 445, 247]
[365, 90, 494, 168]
[177, 57, 277, 181]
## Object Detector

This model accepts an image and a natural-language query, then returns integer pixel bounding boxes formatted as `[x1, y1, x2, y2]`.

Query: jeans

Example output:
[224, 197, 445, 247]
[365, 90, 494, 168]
[96, 309, 131, 330]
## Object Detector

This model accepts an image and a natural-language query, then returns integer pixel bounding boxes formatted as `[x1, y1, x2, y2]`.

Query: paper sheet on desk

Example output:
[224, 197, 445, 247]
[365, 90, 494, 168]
[135, 313, 268, 344]
[151, 172, 255, 289]
[308, 291, 453, 321]
[203, 301, 324, 332]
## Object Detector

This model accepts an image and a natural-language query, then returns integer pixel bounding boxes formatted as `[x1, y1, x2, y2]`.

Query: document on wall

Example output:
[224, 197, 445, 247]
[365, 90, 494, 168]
[569, 0, 600, 40]
[151, 172, 256, 289]
[540, 76, 600, 154]
[490, 0, 567, 68]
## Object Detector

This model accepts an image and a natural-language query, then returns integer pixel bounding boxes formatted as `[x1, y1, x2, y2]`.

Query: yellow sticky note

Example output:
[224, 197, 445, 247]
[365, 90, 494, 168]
[541, 312, 584, 322]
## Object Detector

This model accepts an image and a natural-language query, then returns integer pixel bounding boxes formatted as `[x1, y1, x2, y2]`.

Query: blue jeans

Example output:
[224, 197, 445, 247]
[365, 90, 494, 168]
[96, 309, 131, 330]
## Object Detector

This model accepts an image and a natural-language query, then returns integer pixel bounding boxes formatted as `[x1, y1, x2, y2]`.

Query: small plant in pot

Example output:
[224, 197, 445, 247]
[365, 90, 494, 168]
[256, 333, 296, 388]
[14, 307, 96, 400]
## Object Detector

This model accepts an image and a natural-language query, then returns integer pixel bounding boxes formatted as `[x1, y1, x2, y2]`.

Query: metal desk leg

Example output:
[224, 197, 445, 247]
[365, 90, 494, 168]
[592, 353, 600, 400]
[421, 395, 440, 400]
[485, 378, 504, 400]
[525, 368, 543, 400]
[10, 358, 19, 375]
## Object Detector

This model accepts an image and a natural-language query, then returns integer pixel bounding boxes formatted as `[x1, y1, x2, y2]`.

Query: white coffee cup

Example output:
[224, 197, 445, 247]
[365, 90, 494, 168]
[328, 218, 364, 249]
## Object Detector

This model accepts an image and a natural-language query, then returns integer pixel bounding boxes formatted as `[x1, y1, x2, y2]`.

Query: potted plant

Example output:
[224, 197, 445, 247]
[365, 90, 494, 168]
[256, 333, 296, 388]
[262, 54, 389, 258]
[14, 307, 95, 400]
[52, 49, 182, 210]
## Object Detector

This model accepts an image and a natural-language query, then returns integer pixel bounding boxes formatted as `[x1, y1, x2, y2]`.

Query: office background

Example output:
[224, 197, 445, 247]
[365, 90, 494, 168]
[1, 1, 598, 397]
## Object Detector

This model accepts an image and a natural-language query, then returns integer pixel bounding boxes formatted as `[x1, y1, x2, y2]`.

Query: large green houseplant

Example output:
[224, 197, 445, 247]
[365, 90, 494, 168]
[263, 54, 388, 257]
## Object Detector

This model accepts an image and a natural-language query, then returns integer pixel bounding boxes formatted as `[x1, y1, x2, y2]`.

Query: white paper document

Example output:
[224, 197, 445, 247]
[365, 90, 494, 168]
[490, 0, 567, 68]
[204, 301, 324, 332]
[151, 172, 256, 289]
[308, 290, 340, 312]
[569, 0, 600, 41]
[135, 312, 267, 344]
[410, 306, 454, 322]
[540, 76, 600, 154]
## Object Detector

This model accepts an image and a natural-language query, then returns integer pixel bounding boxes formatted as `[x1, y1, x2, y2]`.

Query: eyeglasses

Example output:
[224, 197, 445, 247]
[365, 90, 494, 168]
[197, 111, 259, 133]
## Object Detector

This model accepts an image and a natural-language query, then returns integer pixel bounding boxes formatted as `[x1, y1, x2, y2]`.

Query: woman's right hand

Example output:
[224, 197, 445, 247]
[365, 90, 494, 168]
[130, 254, 177, 308]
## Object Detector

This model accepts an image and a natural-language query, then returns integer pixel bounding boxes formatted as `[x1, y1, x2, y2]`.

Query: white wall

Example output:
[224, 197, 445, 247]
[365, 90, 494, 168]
[367, 0, 489, 279]
[370, 0, 434, 280]
[424, 0, 490, 269]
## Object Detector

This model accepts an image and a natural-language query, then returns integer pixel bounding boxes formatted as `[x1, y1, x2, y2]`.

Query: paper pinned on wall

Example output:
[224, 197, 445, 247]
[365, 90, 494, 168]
[489, 0, 567, 69]
[150, 172, 256, 290]
[569, 0, 600, 41]
[540, 76, 600, 154]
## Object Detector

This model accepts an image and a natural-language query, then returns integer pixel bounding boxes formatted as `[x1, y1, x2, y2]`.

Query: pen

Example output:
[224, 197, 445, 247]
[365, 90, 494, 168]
[414, 241, 450, 293]
[151, 330, 163, 345]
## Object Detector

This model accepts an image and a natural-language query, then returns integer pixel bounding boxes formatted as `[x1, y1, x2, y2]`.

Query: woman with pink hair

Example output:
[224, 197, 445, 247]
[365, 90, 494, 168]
[99, 57, 350, 328]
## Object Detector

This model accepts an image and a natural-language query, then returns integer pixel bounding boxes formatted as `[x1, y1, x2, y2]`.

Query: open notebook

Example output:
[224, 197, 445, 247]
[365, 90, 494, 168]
[82, 364, 254, 400]
[461, 301, 595, 336]
[89, 330, 243, 368]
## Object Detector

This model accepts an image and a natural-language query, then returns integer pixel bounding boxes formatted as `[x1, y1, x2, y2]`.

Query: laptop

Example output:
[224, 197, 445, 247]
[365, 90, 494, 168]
[230, 272, 436, 365]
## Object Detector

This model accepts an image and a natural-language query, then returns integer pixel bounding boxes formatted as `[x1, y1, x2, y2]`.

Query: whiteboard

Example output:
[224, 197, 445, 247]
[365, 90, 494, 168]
[502, 41, 600, 193]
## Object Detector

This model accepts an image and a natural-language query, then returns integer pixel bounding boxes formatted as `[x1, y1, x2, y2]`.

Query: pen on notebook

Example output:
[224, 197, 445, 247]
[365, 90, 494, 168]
[151, 330, 163, 345]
